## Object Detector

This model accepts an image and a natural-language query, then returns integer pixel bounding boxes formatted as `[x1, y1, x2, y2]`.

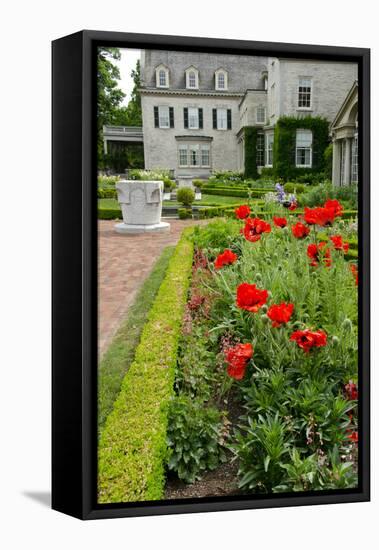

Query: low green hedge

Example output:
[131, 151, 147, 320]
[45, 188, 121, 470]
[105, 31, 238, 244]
[98, 187, 117, 199]
[98, 207, 122, 220]
[202, 187, 269, 199]
[98, 230, 194, 503]
[178, 208, 192, 219]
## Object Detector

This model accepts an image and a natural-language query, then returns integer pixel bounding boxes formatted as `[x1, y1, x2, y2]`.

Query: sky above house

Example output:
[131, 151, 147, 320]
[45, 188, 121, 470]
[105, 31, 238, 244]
[115, 48, 141, 106]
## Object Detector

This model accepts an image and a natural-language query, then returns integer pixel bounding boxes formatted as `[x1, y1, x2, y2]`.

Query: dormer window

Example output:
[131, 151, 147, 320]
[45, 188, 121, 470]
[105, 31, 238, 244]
[155, 64, 169, 88]
[185, 66, 199, 89]
[215, 69, 228, 91]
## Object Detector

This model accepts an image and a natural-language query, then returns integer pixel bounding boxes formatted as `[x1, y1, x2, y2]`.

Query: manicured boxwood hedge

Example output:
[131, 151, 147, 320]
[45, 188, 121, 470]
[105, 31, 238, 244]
[98, 207, 122, 220]
[98, 230, 194, 503]
[98, 187, 117, 199]
[202, 187, 268, 199]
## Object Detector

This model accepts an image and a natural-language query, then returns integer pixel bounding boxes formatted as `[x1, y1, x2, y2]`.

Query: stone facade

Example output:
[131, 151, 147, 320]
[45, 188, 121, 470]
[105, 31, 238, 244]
[137, 51, 358, 180]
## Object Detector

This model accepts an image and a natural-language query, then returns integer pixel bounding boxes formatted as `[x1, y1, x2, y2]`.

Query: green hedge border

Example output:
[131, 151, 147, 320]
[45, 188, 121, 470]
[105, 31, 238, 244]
[98, 229, 194, 503]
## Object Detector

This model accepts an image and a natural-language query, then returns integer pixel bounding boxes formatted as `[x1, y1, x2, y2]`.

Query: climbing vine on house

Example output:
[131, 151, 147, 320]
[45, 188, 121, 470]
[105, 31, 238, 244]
[244, 127, 259, 180]
[273, 116, 330, 181]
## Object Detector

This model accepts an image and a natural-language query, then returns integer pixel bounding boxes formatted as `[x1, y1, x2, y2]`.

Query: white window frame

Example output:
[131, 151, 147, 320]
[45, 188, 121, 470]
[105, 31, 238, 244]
[217, 108, 228, 130]
[265, 132, 274, 167]
[201, 144, 210, 167]
[298, 77, 312, 109]
[351, 134, 358, 183]
[177, 142, 211, 168]
[188, 107, 199, 130]
[256, 105, 266, 124]
[185, 67, 199, 89]
[295, 129, 313, 168]
[178, 144, 188, 167]
[158, 106, 170, 129]
[155, 65, 169, 88]
[215, 69, 228, 90]
[256, 133, 265, 167]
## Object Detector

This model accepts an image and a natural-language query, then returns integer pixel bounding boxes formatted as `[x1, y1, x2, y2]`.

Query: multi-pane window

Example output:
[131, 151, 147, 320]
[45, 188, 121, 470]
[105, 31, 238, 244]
[217, 108, 228, 130]
[351, 135, 358, 183]
[159, 70, 167, 87]
[296, 129, 312, 167]
[190, 145, 199, 166]
[158, 106, 170, 128]
[256, 106, 266, 124]
[201, 144, 210, 166]
[179, 144, 188, 167]
[156, 66, 169, 88]
[213, 108, 231, 130]
[188, 71, 197, 88]
[266, 132, 274, 166]
[298, 78, 312, 108]
[188, 107, 199, 129]
[340, 141, 346, 185]
[177, 143, 210, 167]
[256, 133, 265, 166]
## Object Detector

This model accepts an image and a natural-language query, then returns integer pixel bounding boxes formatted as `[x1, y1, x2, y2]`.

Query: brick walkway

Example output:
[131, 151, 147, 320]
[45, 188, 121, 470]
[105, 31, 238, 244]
[98, 219, 204, 356]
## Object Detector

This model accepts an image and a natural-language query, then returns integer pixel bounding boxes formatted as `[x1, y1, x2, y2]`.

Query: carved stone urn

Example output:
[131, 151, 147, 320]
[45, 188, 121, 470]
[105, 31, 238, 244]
[114, 180, 170, 234]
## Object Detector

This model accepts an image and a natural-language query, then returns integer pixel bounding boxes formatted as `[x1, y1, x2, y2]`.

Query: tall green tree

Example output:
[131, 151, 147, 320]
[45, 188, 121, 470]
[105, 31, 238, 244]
[97, 47, 125, 157]
[113, 60, 142, 126]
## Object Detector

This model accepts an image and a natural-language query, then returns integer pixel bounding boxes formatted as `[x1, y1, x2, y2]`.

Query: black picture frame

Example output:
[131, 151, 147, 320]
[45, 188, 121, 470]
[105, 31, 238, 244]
[52, 30, 370, 520]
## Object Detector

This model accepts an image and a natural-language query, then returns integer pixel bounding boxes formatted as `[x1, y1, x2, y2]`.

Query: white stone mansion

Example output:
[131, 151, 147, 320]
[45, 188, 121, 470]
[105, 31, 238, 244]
[104, 50, 358, 186]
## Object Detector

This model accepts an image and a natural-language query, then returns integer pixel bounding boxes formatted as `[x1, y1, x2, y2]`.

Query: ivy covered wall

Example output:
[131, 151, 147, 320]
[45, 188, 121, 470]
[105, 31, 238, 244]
[273, 116, 330, 181]
[244, 127, 259, 179]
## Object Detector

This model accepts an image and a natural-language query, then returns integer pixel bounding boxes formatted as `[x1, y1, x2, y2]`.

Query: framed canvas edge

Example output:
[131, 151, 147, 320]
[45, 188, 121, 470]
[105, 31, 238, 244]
[52, 30, 370, 521]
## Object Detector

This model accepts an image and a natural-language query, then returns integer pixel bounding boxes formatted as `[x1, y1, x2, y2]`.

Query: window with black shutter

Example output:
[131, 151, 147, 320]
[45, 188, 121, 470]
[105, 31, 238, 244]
[169, 107, 174, 128]
[212, 108, 217, 129]
[227, 109, 232, 130]
[199, 108, 203, 129]
[183, 107, 188, 129]
[154, 106, 159, 128]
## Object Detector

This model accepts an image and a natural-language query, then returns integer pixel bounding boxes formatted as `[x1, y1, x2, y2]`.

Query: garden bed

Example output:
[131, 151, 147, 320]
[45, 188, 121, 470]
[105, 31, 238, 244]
[164, 199, 359, 496]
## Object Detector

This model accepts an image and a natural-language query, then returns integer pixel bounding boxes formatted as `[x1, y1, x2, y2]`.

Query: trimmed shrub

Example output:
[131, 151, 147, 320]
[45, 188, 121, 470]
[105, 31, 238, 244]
[178, 208, 192, 219]
[284, 183, 306, 195]
[163, 178, 176, 192]
[98, 207, 122, 220]
[177, 187, 195, 207]
[192, 179, 206, 191]
[98, 187, 117, 199]
[98, 230, 194, 503]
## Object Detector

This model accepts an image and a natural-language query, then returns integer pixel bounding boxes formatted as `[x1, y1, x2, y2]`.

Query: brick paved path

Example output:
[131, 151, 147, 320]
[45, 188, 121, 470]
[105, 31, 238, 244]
[98, 219, 204, 356]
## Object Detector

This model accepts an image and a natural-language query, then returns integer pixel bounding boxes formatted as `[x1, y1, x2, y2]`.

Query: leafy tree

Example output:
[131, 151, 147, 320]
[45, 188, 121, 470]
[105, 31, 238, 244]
[112, 60, 142, 127]
[97, 47, 125, 157]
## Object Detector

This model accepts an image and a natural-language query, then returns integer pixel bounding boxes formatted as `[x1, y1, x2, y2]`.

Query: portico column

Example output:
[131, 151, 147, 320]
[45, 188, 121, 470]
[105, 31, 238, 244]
[104, 138, 108, 155]
[344, 137, 352, 186]
[332, 139, 341, 187]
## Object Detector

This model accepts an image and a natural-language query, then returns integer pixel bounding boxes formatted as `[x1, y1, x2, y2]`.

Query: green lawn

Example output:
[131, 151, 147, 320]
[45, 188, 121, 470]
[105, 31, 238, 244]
[98, 245, 175, 432]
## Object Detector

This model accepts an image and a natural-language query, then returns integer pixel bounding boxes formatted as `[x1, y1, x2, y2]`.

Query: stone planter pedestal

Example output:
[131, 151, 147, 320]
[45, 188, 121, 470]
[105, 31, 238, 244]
[115, 180, 170, 234]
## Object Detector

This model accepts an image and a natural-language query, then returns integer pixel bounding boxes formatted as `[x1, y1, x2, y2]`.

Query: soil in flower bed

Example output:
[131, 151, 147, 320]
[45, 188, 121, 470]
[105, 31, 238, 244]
[165, 392, 243, 499]
[164, 452, 240, 499]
